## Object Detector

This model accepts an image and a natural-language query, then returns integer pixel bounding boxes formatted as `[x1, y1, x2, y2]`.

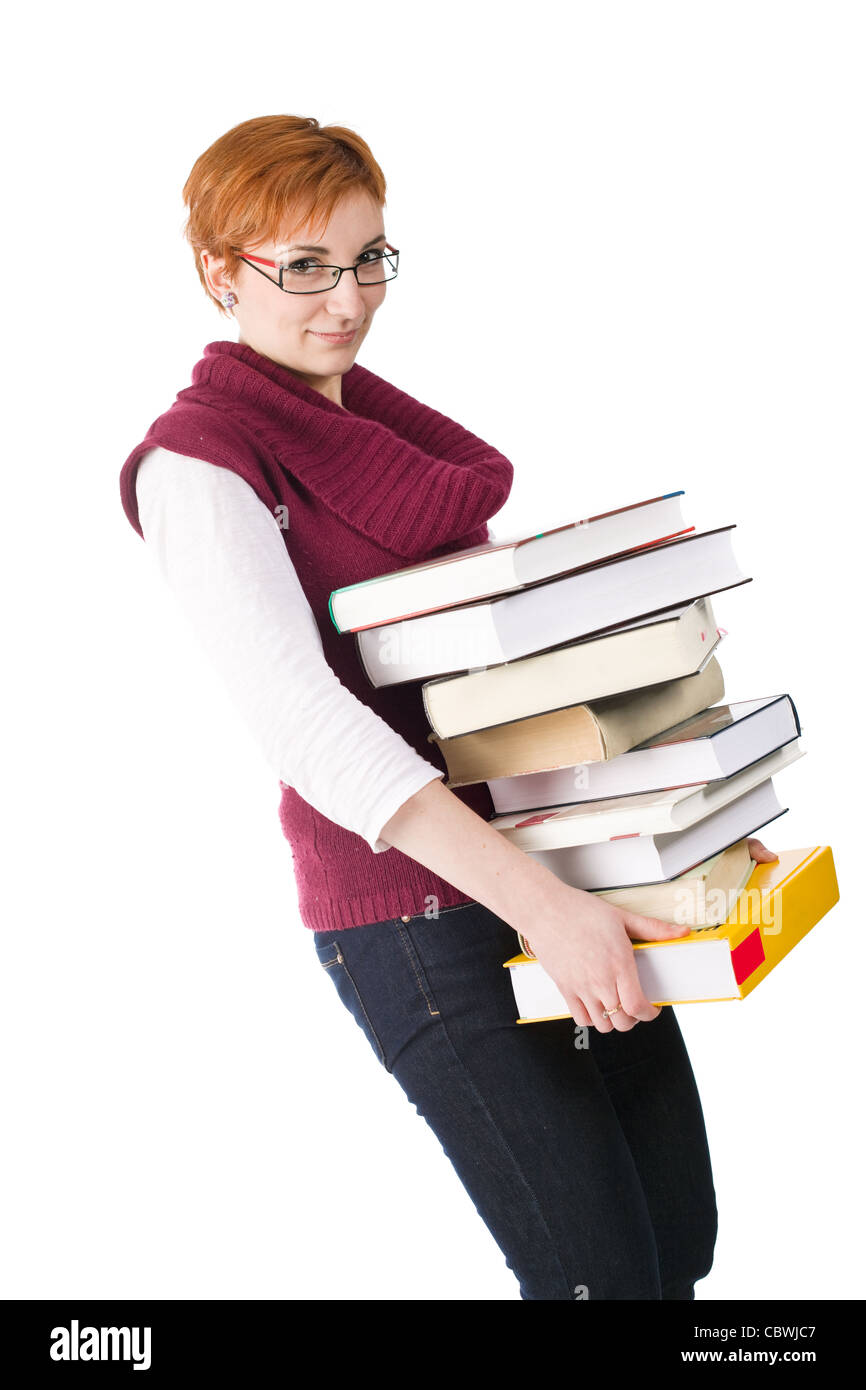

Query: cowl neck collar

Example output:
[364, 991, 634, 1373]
[196, 339, 360, 417]
[168, 337, 514, 560]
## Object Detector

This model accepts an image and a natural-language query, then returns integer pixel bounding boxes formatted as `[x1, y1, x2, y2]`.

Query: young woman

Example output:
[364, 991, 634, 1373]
[119, 114, 777, 1300]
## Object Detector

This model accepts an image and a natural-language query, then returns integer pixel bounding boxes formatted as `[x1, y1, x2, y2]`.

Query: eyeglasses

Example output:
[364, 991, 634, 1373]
[234, 242, 400, 295]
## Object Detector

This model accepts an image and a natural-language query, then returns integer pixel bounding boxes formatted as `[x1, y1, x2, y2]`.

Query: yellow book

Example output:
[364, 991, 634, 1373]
[503, 846, 839, 1020]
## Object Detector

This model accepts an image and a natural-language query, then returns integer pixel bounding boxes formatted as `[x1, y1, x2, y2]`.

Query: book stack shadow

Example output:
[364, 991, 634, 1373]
[329, 492, 839, 1020]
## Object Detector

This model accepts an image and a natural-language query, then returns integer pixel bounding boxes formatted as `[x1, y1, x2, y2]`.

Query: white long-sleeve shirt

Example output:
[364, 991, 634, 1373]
[135, 446, 444, 852]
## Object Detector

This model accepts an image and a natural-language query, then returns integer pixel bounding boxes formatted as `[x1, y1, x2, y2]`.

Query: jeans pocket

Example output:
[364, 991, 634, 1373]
[393, 919, 443, 1021]
[313, 936, 389, 1070]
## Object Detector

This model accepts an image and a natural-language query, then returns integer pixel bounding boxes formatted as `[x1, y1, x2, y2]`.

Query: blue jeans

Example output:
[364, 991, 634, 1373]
[313, 899, 718, 1300]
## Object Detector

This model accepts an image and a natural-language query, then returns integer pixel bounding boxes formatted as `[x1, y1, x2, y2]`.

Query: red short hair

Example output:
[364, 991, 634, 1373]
[182, 114, 388, 317]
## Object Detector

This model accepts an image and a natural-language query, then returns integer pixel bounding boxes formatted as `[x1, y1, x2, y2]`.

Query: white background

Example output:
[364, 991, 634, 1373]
[3, 0, 863, 1300]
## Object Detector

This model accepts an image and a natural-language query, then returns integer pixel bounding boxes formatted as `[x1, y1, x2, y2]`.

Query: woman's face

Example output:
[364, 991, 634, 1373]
[201, 188, 389, 406]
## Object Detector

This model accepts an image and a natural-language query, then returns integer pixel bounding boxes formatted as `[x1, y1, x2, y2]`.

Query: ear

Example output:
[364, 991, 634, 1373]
[201, 250, 235, 304]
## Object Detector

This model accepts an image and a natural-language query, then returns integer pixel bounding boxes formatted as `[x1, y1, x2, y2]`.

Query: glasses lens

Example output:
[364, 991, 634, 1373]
[356, 249, 399, 284]
[281, 263, 340, 293]
[280, 250, 399, 292]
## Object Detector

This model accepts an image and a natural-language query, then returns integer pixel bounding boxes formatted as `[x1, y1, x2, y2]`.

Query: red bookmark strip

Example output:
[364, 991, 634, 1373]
[731, 927, 765, 985]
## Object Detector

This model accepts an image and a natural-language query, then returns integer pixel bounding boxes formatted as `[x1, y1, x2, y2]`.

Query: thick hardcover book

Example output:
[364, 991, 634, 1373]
[486, 693, 801, 813]
[329, 493, 691, 633]
[432, 657, 726, 785]
[504, 846, 839, 1018]
[421, 597, 721, 738]
[355, 526, 749, 685]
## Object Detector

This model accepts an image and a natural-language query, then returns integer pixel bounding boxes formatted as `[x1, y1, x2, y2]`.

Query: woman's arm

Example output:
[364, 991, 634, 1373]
[135, 446, 446, 852]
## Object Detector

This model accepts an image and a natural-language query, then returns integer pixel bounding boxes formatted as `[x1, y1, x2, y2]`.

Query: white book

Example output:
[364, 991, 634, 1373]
[357, 527, 749, 685]
[487, 694, 801, 813]
[330, 492, 690, 632]
[526, 778, 789, 892]
[490, 739, 803, 850]
[508, 933, 751, 1014]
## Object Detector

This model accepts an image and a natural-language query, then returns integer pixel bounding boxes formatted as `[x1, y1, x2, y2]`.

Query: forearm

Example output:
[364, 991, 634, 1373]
[378, 775, 563, 933]
[379, 772, 716, 1031]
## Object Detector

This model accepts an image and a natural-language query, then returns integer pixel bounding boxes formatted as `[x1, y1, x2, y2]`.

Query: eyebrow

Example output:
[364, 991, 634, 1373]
[281, 233, 387, 255]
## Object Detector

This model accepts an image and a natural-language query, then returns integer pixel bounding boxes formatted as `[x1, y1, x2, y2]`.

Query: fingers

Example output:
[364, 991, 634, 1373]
[747, 836, 779, 862]
[565, 945, 662, 1031]
[569, 996, 594, 1029]
[552, 897, 672, 1031]
[621, 910, 692, 942]
[592, 998, 639, 1032]
[616, 960, 662, 1023]
[575, 985, 656, 1032]
[566, 990, 634, 1032]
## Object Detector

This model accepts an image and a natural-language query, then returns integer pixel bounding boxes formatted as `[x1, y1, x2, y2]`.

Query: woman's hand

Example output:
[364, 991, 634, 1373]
[519, 837, 781, 1033]
[378, 780, 782, 1036]
[517, 880, 693, 1034]
[746, 836, 778, 864]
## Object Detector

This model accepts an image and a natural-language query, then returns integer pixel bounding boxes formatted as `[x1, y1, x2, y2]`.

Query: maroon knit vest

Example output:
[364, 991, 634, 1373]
[119, 340, 514, 931]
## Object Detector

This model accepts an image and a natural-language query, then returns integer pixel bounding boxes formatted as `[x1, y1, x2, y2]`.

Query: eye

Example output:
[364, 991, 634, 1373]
[286, 257, 321, 274]
[357, 248, 385, 264]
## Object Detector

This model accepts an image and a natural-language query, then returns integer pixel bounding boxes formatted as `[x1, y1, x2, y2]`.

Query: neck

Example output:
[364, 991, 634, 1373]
[236, 334, 344, 407]
[290, 369, 344, 408]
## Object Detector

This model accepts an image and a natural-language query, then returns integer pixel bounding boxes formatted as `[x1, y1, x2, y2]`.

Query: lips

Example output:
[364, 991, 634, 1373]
[310, 329, 357, 342]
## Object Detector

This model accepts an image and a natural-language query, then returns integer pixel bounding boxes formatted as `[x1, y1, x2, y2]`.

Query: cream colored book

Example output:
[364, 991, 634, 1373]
[422, 598, 720, 739]
[431, 657, 725, 786]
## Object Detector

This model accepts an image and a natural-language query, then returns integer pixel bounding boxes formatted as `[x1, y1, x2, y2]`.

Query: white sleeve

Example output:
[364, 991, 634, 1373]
[134, 446, 444, 852]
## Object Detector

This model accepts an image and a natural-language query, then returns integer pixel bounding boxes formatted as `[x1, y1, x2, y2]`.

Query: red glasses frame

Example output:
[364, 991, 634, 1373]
[235, 243, 400, 294]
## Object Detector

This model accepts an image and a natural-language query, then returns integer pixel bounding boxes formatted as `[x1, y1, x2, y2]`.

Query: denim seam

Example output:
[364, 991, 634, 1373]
[342, 968, 388, 1068]
[317, 943, 388, 1068]
[399, 901, 474, 925]
[394, 923, 441, 1018]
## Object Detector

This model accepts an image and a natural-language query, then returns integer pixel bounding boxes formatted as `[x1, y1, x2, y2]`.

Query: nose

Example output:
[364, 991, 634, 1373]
[325, 271, 366, 322]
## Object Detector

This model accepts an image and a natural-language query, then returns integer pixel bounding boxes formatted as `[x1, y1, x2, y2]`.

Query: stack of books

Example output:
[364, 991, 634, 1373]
[329, 492, 839, 1018]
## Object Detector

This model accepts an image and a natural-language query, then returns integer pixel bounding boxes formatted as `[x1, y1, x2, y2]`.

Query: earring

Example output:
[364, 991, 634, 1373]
[221, 292, 237, 309]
